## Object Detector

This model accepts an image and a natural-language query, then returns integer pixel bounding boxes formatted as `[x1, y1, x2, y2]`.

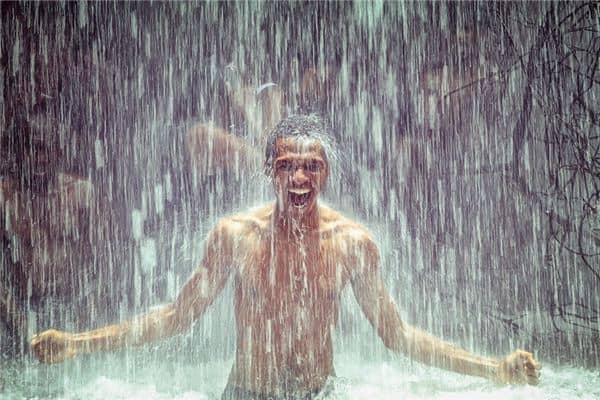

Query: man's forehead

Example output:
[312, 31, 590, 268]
[274, 136, 326, 158]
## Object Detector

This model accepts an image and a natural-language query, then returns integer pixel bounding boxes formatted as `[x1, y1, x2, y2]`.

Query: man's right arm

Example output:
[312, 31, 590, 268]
[31, 219, 236, 363]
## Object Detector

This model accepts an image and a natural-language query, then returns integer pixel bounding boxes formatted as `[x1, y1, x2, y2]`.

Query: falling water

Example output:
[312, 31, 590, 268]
[1, 2, 599, 399]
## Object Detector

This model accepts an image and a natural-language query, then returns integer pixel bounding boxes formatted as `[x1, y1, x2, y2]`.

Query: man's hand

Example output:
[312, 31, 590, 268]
[495, 350, 541, 385]
[30, 329, 78, 364]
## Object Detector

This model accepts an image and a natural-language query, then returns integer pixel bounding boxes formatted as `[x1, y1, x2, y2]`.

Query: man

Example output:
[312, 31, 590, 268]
[1, 123, 95, 354]
[31, 114, 540, 399]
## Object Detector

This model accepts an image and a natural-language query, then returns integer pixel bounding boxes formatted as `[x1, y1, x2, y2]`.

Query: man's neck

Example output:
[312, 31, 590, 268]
[273, 203, 320, 240]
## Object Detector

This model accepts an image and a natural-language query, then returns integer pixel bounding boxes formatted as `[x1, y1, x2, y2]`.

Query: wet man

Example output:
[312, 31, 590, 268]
[1, 126, 95, 354]
[31, 115, 540, 399]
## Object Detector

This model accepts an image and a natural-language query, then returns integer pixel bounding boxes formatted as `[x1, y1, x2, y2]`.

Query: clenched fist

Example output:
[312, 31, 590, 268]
[30, 329, 78, 364]
[496, 349, 541, 385]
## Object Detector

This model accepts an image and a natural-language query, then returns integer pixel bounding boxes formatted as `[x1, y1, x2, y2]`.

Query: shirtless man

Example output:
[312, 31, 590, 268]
[1, 128, 95, 353]
[31, 114, 540, 399]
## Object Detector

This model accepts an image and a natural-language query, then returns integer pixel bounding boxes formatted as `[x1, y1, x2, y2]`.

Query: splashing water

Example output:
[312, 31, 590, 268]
[1, 1, 599, 399]
[1, 350, 599, 399]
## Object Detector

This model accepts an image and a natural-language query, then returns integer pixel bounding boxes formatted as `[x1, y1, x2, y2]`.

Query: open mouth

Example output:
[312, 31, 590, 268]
[288, 188, 312, 208]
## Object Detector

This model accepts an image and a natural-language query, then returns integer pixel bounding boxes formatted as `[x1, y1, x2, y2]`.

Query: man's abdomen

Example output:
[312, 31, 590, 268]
[232, 318, 334, 395]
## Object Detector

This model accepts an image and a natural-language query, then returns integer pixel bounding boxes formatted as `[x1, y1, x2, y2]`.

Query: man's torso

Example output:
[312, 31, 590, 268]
[219, 204, 368, 396]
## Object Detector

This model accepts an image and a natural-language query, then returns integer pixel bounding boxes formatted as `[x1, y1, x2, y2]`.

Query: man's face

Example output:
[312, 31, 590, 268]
[271, 136, 328, 217]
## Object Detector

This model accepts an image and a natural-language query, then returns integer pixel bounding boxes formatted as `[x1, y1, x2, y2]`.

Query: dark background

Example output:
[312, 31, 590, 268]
[1, 2, 598, 367]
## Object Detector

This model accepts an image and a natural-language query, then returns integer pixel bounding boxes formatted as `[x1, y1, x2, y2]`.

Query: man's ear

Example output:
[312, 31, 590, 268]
[320, 166, 329, 191]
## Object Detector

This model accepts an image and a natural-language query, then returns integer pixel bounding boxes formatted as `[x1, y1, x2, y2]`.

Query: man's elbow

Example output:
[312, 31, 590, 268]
[380, 324, 409, 354]
[169, 296, 215, 338]
[139, 303, 190, 341]
[162, 304, 195, 336]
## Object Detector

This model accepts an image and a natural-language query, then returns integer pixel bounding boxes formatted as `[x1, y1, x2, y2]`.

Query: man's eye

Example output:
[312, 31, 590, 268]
[277, 160, 292, 171]
[307, 161, 321, 172]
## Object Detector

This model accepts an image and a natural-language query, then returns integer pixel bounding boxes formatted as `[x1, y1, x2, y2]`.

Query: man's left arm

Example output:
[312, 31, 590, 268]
[349, 236, 540, 385]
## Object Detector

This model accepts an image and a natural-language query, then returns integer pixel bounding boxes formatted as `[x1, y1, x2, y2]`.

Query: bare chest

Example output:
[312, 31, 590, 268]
[234, 238, 351, 318]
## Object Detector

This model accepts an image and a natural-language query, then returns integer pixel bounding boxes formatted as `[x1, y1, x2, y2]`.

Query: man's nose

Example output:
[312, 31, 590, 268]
[291, 167, 309, 185]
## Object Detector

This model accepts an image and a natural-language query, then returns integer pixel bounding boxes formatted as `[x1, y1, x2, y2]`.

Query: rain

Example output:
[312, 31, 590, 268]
[0, 2, 599, 399]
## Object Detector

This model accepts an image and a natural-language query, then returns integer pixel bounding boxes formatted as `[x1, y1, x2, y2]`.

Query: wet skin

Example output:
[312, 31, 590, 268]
[31, 137, 540, 396]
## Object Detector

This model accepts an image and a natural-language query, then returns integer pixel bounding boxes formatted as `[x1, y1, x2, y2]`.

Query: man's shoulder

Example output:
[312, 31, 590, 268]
[214, 204, 273, 235]
[319, 204, 374, 244]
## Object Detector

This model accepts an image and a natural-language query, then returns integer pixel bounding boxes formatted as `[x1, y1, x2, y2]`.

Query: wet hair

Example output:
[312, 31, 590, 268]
[263, 113, 331, 174]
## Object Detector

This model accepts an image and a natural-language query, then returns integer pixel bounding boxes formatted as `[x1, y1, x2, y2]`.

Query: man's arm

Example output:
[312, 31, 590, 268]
[31, 219, 236, 363]
[349, 235, 540, 385]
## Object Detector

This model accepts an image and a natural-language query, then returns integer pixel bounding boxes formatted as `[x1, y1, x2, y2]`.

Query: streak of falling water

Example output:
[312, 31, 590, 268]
[0, 2, 599, 399]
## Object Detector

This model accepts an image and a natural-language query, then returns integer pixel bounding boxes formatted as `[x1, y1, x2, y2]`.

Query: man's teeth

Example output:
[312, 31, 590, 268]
[288, 188, 311, 194]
